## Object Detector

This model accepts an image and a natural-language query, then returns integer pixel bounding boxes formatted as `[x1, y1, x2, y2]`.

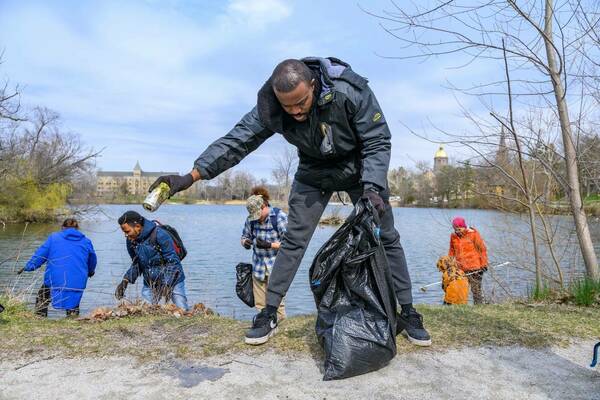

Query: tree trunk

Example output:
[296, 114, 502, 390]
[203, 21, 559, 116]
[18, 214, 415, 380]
[544, 0, 599, 280]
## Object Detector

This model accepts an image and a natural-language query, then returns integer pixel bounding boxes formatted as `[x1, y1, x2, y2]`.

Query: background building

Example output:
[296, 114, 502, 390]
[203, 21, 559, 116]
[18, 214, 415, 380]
[96, 162, 194, 198]
[433, 146, 449, 171]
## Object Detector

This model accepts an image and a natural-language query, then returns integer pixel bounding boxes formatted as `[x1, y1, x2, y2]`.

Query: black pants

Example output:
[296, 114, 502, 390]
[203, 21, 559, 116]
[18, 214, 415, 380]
[35, 284, 80, 317]
[266, 180, 413, 308]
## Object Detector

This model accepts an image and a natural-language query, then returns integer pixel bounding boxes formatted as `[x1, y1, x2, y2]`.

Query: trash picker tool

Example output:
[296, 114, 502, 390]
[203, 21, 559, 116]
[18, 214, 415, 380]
[419, 261, 511, 292]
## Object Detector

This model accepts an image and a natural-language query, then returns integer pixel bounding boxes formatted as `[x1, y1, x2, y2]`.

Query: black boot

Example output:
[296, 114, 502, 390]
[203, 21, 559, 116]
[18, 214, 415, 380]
[35, 285, 50, 318]
[66, 307, 80, 318]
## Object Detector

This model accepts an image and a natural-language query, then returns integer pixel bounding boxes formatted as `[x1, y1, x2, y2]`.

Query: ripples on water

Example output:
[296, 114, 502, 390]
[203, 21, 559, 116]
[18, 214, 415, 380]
[0, 204, 597, 320]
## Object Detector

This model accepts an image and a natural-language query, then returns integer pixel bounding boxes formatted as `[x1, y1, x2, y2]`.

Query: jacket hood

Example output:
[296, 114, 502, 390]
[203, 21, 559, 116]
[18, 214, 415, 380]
[257, 57, 367, 132]
[137, 218, 156, 242]
[60, 228, 84, 241]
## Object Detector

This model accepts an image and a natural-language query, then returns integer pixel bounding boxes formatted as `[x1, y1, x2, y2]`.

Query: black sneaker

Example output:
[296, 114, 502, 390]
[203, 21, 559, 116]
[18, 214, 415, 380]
[397, 307, 432, 347]
[245, 308, 278, 345]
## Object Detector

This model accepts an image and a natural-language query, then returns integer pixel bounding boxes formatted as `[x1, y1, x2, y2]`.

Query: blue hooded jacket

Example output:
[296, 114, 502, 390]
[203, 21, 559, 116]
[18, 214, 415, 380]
[25, 228, 97, 310]
[122, 218, 185, 288]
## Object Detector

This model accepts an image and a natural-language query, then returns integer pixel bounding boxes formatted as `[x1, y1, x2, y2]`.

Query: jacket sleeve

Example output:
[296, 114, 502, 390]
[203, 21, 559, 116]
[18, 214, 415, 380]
[123, 240, 141, 283]
[349, 85, 392, 191]
[277, 210, 288, 238]
[442, 271, 449, 291]
[155, 228, 182, 286]
[474, 231, 488, 266]
[24, 236, 52, 271]
[448, 236, 456, 257]
[241, 219, 252, 241]
[87, 240, 97, 276]
[193, 107, 275, 180]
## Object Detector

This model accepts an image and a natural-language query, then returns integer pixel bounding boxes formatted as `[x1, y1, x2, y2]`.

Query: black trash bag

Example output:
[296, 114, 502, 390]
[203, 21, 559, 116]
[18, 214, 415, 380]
[310, 198, 397, 380]
[235, 262, 254, 307]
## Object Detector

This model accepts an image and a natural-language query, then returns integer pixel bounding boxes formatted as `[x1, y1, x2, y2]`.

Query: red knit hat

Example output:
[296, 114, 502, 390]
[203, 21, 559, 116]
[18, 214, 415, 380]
[452, 217, 466, 228]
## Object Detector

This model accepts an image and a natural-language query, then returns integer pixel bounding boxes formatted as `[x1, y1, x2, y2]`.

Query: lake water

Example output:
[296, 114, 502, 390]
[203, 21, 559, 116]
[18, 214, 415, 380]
[1, 204, 598, 320]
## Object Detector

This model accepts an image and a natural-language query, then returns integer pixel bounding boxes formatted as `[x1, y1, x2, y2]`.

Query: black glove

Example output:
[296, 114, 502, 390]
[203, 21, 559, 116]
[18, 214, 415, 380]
[0, 303, 4, 314]
[255, 238, 272, 249]
[16, 267, 24, 275]
[88, 270, 95, 278]
[242, 239, 252, 249]
[362, 189, 386, 217]
[115, 279, 128, 300]
[149, 173, 194, 197]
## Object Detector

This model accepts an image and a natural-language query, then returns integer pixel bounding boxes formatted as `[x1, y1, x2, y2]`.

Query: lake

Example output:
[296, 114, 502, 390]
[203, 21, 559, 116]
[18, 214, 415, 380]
[1, 204, 598, 320]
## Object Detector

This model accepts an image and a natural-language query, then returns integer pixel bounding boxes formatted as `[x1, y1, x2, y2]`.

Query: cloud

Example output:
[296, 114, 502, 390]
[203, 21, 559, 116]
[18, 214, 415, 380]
[0, 0, 488, 177]
[225, 0, 292, 29]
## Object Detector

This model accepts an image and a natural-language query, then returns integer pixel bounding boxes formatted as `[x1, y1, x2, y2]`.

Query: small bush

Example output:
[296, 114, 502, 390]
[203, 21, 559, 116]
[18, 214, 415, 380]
[570, 278, 600, 306]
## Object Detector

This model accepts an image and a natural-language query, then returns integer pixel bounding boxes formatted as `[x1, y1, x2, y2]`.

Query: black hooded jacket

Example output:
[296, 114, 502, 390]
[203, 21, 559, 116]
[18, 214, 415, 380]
[193, 57, 392, 191]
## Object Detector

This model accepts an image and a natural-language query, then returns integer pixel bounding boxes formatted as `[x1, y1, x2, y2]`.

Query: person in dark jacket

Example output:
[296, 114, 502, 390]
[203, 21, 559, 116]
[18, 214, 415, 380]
[114, 210, 188, 311]
[149, 57, 430, 346]
[19, 218, 96, 317]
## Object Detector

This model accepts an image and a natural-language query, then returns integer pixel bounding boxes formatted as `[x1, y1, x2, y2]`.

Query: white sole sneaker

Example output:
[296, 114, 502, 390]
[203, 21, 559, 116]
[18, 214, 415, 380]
[244, 327, 278, 345]
[401, 329, 432, 347]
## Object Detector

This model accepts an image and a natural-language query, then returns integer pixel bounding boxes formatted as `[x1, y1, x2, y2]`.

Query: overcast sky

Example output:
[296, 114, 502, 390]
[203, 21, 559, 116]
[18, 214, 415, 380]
[0, 0, 493, 179]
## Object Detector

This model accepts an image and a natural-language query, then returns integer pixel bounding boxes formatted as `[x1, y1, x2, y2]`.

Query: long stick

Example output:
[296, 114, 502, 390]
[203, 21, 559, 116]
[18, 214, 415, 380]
[419, 262, 511, 292]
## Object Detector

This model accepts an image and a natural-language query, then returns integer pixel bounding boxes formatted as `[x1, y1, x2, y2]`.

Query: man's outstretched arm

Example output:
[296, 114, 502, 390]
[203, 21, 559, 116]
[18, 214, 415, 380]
[149, 107, 274, 196]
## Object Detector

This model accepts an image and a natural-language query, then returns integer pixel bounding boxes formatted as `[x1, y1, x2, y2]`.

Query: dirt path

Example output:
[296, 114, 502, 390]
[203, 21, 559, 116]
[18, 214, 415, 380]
[1, 341, 599, 400]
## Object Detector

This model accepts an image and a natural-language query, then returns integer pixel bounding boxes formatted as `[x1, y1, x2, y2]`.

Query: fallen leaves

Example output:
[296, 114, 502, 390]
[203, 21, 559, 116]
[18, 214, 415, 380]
[85, 301, 215, 321]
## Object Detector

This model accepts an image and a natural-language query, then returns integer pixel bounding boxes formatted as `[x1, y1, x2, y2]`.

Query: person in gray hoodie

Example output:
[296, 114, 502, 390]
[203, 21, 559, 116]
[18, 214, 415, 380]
[149, 57, 430, 346]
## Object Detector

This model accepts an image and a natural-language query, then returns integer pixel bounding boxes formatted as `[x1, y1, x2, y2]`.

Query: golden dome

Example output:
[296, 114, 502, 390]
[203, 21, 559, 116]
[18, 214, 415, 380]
[434, 146, 448, 159]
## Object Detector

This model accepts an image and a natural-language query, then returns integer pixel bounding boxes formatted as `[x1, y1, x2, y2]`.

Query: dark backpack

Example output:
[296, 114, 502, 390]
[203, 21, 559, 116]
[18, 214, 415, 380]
[250, 207, 281, 237]
[149, 221, 187, 261]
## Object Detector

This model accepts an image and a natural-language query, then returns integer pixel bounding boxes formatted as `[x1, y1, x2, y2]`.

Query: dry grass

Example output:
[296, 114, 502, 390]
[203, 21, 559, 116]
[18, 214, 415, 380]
[1, 299, 599, 363]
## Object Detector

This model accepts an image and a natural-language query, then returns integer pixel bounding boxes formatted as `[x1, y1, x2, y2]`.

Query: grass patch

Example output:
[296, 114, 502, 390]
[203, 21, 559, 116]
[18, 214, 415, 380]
[1, 298, 599, 363]
[570, 278, 600, 306]
[528, 284, 554, 302]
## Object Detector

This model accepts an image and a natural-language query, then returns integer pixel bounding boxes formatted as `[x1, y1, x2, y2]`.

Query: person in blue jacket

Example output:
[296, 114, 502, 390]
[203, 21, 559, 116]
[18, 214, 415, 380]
[19, 218, 97, 317]
[114, 210, 189, 311]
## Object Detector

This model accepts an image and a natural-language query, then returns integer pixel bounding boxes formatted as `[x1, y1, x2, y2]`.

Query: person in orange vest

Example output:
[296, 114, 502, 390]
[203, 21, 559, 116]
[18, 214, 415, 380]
[448, 217, 488, 304]
[436, 256, 469, 305]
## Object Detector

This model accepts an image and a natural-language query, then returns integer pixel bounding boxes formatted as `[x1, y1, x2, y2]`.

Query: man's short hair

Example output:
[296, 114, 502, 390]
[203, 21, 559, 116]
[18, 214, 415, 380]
[118, 210, 144, 226]
[62, 218, 79, 229]
[271, 59, 313, 93]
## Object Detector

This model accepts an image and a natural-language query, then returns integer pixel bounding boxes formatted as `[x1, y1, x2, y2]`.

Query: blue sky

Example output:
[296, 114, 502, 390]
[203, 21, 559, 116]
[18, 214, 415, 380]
[0, 0, 489, 179]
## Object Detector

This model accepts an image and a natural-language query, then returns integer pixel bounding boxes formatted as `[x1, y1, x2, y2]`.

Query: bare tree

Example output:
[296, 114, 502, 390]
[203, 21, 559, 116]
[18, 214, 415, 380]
[271, 146, 298, 202]
[367, 0, 599, 280]
[231, 171, 257, 200]
[0, 52, 21, 123]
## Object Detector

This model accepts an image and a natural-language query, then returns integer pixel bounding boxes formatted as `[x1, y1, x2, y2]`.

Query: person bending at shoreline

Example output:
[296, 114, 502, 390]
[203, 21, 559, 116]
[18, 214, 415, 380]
[114, 211, 189, 311]
[149, 57, 431, 346]
[19, 218, 96, 317]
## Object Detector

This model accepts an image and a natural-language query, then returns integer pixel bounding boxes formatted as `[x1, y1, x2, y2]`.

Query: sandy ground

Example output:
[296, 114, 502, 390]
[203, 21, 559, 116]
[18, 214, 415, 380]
[1, 341, 599, 400]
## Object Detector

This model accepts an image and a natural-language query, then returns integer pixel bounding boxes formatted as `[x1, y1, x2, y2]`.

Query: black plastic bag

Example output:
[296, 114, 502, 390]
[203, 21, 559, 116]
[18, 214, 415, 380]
[235, 263, 254, 307]
[309, 199, 397, 380]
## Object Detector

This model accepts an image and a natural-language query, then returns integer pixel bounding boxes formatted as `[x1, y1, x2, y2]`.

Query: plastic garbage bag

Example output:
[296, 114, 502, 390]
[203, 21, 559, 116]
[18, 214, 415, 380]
[235, 263, 254, 307]
[310, 198, 397, 380]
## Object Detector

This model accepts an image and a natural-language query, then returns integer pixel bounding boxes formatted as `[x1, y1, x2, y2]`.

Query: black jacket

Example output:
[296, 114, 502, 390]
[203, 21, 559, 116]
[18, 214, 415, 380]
[194, 57, 391, 191]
